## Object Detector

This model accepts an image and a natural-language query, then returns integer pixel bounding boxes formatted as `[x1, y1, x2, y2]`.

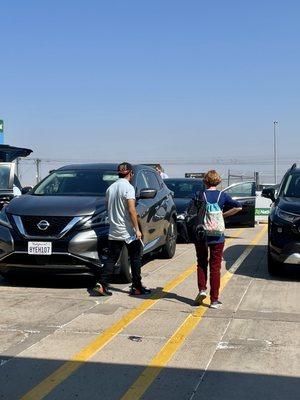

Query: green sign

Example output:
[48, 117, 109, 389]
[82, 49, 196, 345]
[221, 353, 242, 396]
[0, 120, 3, 133]
[255, 208, 270, 216]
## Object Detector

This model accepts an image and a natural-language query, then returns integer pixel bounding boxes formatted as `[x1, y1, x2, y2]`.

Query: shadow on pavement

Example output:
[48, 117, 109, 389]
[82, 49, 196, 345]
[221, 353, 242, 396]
[0, 355, 298, 400]
[0, 272, 95, 289]
[0, 252, 158, 289]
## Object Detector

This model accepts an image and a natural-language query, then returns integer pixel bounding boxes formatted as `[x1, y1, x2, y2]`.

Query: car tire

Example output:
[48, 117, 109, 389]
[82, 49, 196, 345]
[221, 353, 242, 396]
[267, 247, 281, 275]
[119, 246, 132, 283]
[161, 218, 177, 259]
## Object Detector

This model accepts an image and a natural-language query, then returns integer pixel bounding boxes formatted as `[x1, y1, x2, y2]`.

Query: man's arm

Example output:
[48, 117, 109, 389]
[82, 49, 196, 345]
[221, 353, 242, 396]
[127, 199, 142, 239]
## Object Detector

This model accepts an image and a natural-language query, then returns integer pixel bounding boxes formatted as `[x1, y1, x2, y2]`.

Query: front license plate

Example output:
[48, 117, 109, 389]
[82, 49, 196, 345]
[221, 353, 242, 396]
[28, 242, 52, 255]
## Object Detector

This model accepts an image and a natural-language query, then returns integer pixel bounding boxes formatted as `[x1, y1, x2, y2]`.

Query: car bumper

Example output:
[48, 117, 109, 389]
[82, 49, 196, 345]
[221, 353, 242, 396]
[0, 224, 108, 274]
[269, 241, 300, 265]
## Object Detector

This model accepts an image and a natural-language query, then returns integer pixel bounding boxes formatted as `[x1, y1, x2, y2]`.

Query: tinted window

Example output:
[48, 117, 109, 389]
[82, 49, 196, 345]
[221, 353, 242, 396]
[0, 165, 11, 190]
[283, 174, 300, 197]
[164, 179, 204, 198]
[224, 182, 254, 197]
[144, 171, 160, 190]
[32, 170, 119, 196]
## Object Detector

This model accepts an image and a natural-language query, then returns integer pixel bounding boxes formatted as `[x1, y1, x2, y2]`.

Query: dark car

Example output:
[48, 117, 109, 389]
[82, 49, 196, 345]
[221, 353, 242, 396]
[262, 163, 300, 274]
[0, 163, 177, 282]
[0, 145, 32, 209]
[164, 178, 256, 241]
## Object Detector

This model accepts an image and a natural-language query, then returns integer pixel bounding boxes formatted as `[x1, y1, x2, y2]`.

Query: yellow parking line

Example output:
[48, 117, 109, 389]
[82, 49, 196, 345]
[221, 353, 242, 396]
[121, 225, 267, 400]
[20, 229, 245, 400]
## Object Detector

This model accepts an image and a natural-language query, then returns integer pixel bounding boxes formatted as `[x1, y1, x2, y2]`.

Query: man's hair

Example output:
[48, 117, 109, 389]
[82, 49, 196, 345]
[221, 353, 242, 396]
[203, 170, 222, 187]
[117, 162, 133, 178]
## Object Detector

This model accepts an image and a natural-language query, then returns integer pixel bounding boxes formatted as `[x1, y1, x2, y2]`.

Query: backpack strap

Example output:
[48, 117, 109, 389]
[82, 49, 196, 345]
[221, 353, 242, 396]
[217, 191, 222, 203]
[203, 192, 208, 202]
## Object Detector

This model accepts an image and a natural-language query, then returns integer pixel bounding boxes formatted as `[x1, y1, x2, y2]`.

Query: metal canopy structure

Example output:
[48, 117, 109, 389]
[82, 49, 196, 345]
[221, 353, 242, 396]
[0, 145, 32, 162]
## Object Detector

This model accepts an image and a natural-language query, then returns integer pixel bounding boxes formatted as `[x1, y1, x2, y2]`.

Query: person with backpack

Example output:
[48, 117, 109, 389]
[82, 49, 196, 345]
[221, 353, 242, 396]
[193, 170, 242, 309]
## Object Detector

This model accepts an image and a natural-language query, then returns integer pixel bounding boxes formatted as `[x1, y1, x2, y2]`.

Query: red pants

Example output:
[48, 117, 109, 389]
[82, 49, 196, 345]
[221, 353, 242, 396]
[194, 241, 225, 302]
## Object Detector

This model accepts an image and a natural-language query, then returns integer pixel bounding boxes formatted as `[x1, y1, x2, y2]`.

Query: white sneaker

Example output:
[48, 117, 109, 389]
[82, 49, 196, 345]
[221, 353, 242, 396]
[210, 301, 222, 309]
[194, 290, 207, 305]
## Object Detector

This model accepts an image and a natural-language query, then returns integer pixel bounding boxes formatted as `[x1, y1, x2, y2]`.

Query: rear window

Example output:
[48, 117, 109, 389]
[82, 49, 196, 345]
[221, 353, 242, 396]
[32, 170, 119, 196]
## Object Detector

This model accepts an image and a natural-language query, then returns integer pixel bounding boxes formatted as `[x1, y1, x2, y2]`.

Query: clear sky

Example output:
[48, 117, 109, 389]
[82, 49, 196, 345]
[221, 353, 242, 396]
[1, 0, 300, 164]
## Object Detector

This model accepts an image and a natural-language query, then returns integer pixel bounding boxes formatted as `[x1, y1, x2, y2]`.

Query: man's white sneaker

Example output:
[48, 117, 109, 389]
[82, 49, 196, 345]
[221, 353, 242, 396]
[194, 290, 207, 305]
[210, 301, 222, 309]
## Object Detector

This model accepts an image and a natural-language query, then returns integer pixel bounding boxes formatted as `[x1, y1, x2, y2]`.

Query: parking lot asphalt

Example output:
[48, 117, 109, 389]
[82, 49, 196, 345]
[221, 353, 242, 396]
[0, 224, 299, 400]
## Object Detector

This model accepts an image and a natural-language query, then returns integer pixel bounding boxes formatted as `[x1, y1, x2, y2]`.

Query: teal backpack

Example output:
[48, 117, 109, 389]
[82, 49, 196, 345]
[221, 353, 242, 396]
[203, 192, 225, 236]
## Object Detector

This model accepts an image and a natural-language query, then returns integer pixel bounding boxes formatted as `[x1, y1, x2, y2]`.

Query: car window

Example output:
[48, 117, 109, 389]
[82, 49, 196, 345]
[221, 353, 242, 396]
[224, 182, 254, 197]
[0, 164, 11, 190]
[135, 171, 149, 192]
[283, 174, 300, 197]
[164, 180, 203, 198]
[144, 171, 161, 191]
[32, 170, 119, 196]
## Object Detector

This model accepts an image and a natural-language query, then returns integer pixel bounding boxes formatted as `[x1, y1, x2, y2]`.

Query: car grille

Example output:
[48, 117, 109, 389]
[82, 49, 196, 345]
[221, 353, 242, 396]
[21, 216, 74, 237]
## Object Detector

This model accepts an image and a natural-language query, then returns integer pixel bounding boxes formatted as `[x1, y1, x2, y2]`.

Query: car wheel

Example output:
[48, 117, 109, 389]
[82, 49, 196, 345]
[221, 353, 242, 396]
[119, 246, 132, 283]
[267, 247, 281, 275]
[161, 218, 177, 259]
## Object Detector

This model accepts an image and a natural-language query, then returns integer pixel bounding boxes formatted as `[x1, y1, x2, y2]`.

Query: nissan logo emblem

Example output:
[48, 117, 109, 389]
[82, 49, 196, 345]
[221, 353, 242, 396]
[37, 220, 50, 231]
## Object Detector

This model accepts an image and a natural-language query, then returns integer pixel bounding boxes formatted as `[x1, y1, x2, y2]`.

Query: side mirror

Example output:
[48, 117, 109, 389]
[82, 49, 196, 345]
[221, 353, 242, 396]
[139, 188, 157, 199]
[21, 186, 33, 195]
[261, 187, 276, 202]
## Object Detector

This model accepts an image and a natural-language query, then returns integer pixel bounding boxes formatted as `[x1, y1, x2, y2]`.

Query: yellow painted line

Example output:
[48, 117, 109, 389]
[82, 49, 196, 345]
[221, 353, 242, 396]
[121, 225, 267, 400]
[20, 229, 245, 400]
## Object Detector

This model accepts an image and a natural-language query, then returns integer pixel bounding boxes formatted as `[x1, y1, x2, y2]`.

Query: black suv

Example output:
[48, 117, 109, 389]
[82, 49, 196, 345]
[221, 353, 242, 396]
[262, 163, 300, 274]
[0, 163, 177, 282]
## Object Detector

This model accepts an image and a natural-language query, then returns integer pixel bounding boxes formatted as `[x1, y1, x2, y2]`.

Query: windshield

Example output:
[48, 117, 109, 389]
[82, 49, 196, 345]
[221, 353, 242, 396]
[0, 164, 11, 190]
[32, 170, 119, 196]
[282, 173, 300, 198]
[164, 179, 204, 198]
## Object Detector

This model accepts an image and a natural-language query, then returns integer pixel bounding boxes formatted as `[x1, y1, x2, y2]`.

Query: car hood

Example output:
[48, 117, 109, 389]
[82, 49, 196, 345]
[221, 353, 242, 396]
[174, 198, 191, 214]
[277, 197, 300, 214]
[6, 195, 106, 216]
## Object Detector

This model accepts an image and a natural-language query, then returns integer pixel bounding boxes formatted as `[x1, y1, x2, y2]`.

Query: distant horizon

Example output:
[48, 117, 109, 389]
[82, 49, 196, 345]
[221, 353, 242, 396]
[16, 156, 298, 187]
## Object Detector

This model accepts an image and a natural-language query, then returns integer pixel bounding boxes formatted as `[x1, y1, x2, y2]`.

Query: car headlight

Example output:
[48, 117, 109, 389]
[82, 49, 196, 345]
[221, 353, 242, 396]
[79, 211, 109, 230]
[275, 208, 300, 223]
[0, 208, 12, 229]
[177, 213, 186, 221]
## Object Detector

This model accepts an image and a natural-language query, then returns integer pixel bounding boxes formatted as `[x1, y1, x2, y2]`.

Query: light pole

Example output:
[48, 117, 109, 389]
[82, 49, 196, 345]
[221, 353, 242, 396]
[273, 120, 278, 184]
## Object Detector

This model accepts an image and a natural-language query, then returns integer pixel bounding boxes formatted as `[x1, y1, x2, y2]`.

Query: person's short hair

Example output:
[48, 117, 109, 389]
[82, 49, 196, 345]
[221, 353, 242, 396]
[155, 164, 163, 172]
[117, 162, 133, 177]
[203, 170, 222, 187]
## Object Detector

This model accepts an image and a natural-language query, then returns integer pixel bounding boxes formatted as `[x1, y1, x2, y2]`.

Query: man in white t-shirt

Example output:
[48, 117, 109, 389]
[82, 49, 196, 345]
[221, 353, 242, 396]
[91, 162, 151, 296]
